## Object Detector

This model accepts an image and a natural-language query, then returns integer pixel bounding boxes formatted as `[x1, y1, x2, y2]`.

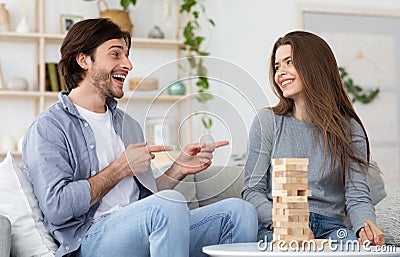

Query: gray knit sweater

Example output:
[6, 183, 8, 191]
[242, 109, 376, 233]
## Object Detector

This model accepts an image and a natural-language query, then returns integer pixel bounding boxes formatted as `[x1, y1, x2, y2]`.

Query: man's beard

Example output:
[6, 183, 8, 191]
[91, 68, 124, 99]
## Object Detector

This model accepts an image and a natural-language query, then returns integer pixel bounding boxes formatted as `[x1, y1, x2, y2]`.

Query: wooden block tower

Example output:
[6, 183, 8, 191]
[272, 158, 311, 244]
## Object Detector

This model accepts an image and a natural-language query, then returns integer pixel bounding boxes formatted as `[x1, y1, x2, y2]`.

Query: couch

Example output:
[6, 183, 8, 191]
[1, 159, 399, 256]
[0, 215, 11, 257]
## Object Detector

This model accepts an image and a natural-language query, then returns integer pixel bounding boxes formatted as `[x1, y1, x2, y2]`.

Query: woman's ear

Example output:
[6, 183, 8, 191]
[76, 53, 89, 70]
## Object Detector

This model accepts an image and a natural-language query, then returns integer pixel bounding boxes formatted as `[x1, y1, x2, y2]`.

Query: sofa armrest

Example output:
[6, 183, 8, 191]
[0, 215, 11, 257]
[376, 189, 400, 246]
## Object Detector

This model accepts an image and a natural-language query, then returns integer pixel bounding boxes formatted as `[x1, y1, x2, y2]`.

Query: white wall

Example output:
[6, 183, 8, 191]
[1, 0, 400, 192]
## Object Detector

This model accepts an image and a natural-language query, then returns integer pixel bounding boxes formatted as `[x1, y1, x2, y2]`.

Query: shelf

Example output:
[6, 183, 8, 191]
[120, 93, 186, 102]
[0, 90, 42, 98]
[132, 38, 182, 48]
[0, 32, 181, 48]
[0, 32, 41, 42]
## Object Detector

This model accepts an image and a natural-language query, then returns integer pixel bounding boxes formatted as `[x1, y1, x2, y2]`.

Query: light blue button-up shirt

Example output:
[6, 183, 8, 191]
[22, 92, 157, 257]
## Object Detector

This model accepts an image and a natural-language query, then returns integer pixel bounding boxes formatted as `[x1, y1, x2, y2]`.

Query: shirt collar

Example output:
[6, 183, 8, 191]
[58, 91, 118, 117]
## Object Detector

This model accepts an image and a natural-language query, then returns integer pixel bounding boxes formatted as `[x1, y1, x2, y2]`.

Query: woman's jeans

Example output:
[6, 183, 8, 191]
[75, 190, 257, 257]
[258, 212, 357, 243]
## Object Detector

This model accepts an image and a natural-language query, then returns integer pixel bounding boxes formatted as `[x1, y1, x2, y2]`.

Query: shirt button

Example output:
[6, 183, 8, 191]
[78, 238, 82, 242]
[91, 171, 96, 176]
[65, 246, 70, 251]
[84, 123, 89, 127]
[89, 144, 95, 149]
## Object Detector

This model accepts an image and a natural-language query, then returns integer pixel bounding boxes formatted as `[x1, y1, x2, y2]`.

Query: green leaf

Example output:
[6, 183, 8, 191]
[188, 56, 197, 69]
[339, 66, 379, 105]
[198, 51, 210, 56]
[195, 36, 205, 46]
[208, 19, 216, 26]
[201, 117, 208, 128]
[180, 0, 197, 13]
[197, 90, 213, 102]
[120, 0, 136, 10]
[196, 78, 209, 89]
[197, 64, 207, 77]
[201, 117, 213, 129]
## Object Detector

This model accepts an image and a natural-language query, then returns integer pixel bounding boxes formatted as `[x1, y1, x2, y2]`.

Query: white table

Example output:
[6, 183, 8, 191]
[203, 243, 400, 257]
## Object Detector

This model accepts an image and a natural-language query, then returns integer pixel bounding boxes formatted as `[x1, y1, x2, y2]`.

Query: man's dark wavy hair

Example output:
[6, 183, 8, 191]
[58, 18, 131, 91]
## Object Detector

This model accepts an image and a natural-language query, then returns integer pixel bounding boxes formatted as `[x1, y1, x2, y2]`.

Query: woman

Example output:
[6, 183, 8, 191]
[242, 31, 384, 246]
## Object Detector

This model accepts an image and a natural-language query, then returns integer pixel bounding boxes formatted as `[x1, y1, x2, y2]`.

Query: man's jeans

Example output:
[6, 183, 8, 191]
[258, 212, 357, 243]
[75, 190, 257, 257]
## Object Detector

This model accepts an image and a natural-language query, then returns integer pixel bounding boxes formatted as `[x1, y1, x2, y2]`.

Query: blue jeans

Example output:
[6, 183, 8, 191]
[75, 190, 257, 257]
[258, 212, 357, 243]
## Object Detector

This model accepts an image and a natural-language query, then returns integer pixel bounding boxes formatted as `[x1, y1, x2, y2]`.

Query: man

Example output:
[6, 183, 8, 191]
[23, 18, 257, 257]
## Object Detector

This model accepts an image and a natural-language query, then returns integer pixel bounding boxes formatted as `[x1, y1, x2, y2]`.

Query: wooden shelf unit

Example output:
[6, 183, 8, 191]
[0, 0, 192, 155]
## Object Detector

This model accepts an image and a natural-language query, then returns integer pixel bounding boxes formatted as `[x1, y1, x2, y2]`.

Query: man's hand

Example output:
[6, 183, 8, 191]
[174, 141, 229, 176]
[117, 142, 173, 177]
[358, 219, 385, 246]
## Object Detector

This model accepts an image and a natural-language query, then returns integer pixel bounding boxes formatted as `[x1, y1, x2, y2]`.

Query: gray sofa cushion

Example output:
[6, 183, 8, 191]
[194, 166, 244, 207]
[0, 215, 11, 257]
[376, 189, 400, 246]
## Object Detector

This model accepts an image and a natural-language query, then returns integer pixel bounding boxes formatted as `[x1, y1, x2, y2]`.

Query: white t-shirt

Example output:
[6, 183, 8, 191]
[74, 104, 139, 220]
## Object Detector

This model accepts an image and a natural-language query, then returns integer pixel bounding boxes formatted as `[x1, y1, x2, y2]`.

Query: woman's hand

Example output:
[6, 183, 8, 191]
[358, 219, 385, 246]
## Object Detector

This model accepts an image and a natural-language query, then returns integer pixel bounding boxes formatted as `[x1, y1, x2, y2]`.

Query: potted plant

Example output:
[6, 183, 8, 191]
[179, 0, 215, 132]
[84, 0, 136, 10]
[339, 66, 379, 104]
[84, 0, 136, 33]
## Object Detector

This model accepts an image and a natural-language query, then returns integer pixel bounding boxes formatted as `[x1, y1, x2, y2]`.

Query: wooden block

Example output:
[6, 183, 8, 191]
[298, 215, 309, 222]
[273, 196, 283, 203]
[276, 196, 308, 203]
[272, 158, 309, 166]
[273, 221, 309, 229]
[272, 189, 293, 196]
[275, 227, 307, 236]
[272, 208, 285, 216]
[284, 209, 309, 216]
[274, 227, 290, 235]
[273, 164, 308, 171]
[273, 177, 308, 184]
[273, 233, 283, 241]
[280, 183, 308, 190]
[273, 202, 308, 209]
[273, 189, 308, 197]
[273, 171, 308, 178]
[282, 221, 309, 228]
[297, 189, 312, 196]
[273, 216, 309, 224]
[272, 214, 300, 222]
[272, 182, 283, 190]
[289, 228, 306, 235]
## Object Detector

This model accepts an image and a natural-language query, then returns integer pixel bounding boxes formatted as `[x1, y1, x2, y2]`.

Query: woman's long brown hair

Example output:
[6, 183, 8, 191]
[269, 31, 371, 183]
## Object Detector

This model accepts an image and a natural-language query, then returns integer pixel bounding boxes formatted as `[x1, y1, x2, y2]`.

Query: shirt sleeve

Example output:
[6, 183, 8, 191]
[345, 120, 376, 233]
[22, 116, 91, 226]
[242, 109, 275, 228]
